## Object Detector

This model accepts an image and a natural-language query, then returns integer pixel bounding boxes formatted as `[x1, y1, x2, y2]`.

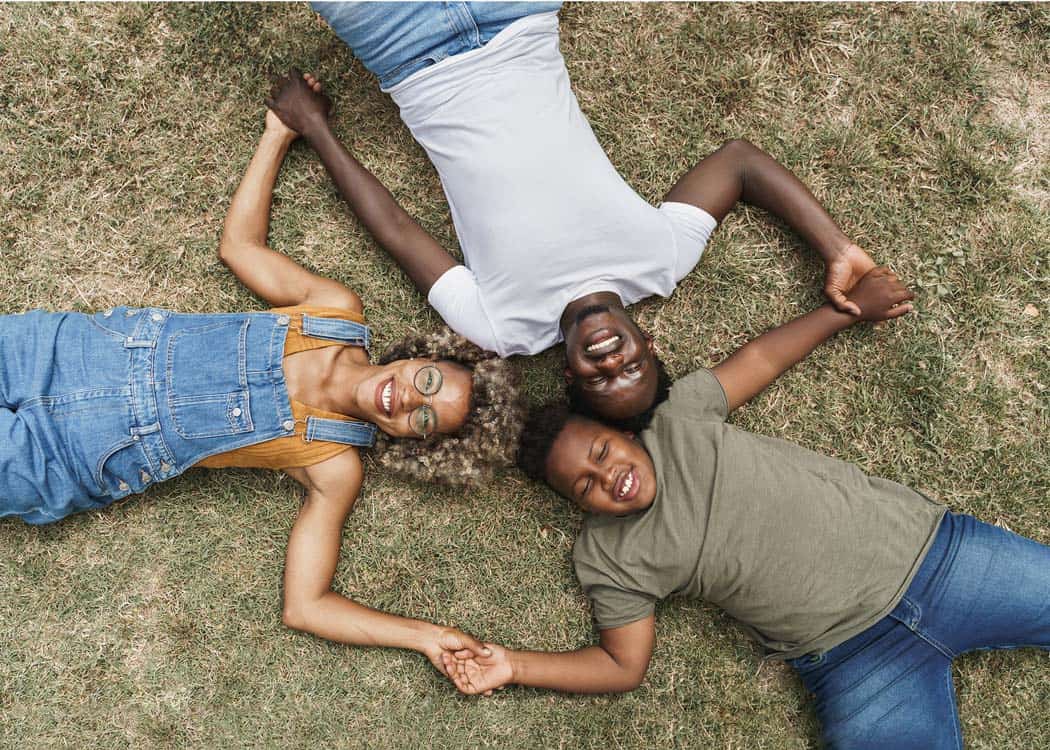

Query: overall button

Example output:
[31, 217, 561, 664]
[151, 313, 163, 322]
[140, 470, 152, 484]
[125, 310, 136, 317]
[282, 420, 295, 431]
[103, 309, 114, 317]
[160, 462, 172, 474]
[132, 434, 141, 441]
[118, 481, 130, 492]
[231, 407, 242, 418]
[277, 315, 290, 325]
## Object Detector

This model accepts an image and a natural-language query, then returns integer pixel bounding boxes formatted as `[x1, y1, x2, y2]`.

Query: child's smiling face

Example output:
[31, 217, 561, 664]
[545, 416, 658, 516]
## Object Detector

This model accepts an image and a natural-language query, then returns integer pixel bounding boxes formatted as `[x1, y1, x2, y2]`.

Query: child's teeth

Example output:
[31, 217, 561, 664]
[620, 471, 633, 497]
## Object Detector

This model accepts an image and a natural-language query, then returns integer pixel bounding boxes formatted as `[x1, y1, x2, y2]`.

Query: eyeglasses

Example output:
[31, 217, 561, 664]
[409, 364, 443, 438]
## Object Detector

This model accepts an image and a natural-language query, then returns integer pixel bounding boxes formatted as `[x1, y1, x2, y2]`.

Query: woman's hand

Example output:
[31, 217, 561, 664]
[265, 68, 332, 139]
[824, 243, 877, 316]
[845, 266, 915, 322]
[264, 109, 298, 143]
[442, 643, 514, 696]
[420, 626, 492, 677]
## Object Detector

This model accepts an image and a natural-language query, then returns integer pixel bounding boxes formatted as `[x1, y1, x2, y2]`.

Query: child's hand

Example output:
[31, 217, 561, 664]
[420, 627, 491, 678]
[441, 643, 514, 696]
[845, 266, 915, 322]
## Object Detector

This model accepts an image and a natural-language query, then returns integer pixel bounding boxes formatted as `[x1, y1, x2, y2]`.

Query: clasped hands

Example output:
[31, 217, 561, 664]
[422, 627, 510, 696]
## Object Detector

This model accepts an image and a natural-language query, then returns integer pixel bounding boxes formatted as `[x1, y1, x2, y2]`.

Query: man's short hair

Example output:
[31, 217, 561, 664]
[565, 354, 672, 433]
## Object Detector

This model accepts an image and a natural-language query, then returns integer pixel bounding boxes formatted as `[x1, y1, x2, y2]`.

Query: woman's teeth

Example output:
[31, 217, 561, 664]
[382, 380, 393, 414]
[586, 334, 621, 354]
[618, 469, 634, 498]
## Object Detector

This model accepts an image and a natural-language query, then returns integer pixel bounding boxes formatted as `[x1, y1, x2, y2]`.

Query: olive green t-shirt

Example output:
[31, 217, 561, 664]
[572, 368, 945, 659]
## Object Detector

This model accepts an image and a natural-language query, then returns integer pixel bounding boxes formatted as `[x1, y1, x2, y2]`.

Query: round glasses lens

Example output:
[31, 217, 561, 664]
[410, 405, 437, 437]
[414, 365, 443, 396]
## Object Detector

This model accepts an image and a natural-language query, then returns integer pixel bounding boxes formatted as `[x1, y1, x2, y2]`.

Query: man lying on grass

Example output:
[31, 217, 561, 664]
[444, 268, 1050, 749]
[268, 1, 877, 429]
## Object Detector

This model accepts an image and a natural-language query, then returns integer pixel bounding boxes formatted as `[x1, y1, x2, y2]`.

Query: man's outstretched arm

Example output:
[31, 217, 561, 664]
[266, 69, 458, 296]
[665, 138, 876, 315]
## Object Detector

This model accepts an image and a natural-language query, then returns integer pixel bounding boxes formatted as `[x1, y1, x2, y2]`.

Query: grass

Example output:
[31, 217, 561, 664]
[1, 2, 1048, 748]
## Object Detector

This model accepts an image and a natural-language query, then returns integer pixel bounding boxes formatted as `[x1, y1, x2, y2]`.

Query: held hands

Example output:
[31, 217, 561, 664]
[441, 643, 514, 696]
[265, 68, 332, 139]
[845, 266, 916, 322]
[824, 243, 877, 316]
[420, 626, 493, 678]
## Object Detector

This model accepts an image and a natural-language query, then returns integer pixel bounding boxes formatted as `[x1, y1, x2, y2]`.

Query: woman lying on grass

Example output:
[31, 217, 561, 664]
[0, 74, 520, 671]
[446, 269, 1050, 749]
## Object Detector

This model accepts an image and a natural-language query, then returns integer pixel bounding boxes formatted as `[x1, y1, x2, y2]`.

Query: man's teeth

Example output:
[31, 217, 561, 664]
[586, 335, 621, 354]
[619, 470, 634, 498]
[382, 381, 393, 413]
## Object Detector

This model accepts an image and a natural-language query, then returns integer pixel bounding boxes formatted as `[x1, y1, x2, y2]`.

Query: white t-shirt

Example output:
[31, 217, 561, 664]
[386, 11, 716, 356]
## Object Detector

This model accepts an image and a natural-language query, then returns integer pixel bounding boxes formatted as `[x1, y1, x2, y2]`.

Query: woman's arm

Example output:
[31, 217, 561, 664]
[665, 139, 876, 315]
[712, 266, 915, 412]
[266, 70, 458, 296]
[218, 109, 361, 311]
[443, 616, 656, 695]
[282, 452, 487, 672]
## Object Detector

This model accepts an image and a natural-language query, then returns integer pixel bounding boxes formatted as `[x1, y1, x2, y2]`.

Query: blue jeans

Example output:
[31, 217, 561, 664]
[0, 308, 373, 524]
[789, 512, 1050, 749]
[311, 1, 563, 88]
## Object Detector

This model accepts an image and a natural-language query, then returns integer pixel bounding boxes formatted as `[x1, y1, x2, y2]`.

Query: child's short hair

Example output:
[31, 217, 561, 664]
[516, 402, 574, 482]
[565, 354, 672, 433]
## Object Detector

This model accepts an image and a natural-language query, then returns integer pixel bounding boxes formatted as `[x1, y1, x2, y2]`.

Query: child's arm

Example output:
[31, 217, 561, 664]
[665, 139, 876, 315]
[442, 616, 656, 695]
[219, 106, 361, 311]
[265, 69, 458, 297]
[712, 266, 914, 412]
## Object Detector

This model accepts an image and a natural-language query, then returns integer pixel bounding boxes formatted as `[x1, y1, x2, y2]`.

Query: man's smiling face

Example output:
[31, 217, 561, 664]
[563, 305, 660, 422]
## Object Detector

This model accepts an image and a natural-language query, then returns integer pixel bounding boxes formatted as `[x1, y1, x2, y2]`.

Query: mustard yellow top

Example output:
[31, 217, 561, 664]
[195, 305, 368, 470]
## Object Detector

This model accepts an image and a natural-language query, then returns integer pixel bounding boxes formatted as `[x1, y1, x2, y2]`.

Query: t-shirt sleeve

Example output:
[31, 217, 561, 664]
[585, 583, 657, 631]
[659, 201, 719, 282]
[668, 367, 729, 423]
[426, 265, 501, 354]
[574, 543, 657, 630]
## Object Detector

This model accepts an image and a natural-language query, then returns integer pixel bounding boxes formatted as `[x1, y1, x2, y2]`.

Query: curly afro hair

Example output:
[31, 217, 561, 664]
[516, 402, 574, 484]
[372, 329, 524, 488]
[566, 354, 672, 433]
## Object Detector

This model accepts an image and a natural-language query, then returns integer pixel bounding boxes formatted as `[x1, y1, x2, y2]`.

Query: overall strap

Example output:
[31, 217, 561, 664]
[300, 315, 371, 350]
[304, 416, 377, 448]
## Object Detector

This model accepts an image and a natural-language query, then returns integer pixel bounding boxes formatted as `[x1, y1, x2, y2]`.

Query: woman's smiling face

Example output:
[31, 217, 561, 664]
[544, 416, 657, 516]
[363, 359, 473, 438]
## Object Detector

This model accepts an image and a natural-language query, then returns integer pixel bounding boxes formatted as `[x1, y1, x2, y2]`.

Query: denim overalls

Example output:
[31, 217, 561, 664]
[0, 307, 375, 524]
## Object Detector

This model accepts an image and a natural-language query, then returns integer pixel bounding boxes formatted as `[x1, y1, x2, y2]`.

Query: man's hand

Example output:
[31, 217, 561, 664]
[845, 266, 915, 321]
[265, 68, 332, 139]
[419, 627, 492, 678]
[824, 243, 877, 316]
[442, 643, 514, 696]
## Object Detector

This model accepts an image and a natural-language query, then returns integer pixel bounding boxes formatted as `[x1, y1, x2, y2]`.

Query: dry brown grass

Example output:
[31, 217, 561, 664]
[1, 3, 1048, 749]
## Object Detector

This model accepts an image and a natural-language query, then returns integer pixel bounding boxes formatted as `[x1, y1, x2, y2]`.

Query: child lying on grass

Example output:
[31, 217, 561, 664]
[445, 268, 1050, 749]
